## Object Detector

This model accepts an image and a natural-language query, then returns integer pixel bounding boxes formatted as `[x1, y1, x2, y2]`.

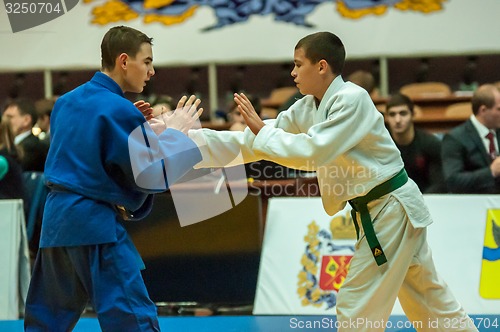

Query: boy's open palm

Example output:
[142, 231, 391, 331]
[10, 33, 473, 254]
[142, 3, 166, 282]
[234, 93, 265, 135]
[160, 95, 203, 135]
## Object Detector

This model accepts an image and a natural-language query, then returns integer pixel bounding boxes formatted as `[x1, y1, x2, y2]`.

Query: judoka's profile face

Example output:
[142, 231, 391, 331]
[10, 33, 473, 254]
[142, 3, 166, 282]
[123, 42, 155, 93]
[386, 105, 413, 135]
[291, 48, 321, 97]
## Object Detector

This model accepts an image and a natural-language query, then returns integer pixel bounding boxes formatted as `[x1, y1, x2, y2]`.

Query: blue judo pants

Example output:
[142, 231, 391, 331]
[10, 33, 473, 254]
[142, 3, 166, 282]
[24, 228, 160, 332]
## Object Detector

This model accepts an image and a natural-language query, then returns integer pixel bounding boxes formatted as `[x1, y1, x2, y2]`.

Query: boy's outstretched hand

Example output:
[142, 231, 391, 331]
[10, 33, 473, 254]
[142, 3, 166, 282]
[135, 100, 154, 121]
[234, 93, 265, 135]
[162, 95, 203, 134]
[148, 95, 203, 135]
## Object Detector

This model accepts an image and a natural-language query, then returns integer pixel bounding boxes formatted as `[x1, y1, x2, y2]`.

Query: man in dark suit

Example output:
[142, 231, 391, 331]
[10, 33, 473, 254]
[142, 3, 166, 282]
[442, 84, 500, 193]
[2, 98, 48, 172]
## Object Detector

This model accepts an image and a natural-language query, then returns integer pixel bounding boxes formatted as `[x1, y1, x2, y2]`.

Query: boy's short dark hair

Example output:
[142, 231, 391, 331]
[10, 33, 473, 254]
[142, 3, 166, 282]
[386, 93, 414, 114]
[101, 26, 153, 71]
[295, 32, 345, 75]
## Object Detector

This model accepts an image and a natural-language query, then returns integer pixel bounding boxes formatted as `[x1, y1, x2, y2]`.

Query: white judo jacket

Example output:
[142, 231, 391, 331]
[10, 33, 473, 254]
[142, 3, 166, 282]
[189, 76, 432, 228]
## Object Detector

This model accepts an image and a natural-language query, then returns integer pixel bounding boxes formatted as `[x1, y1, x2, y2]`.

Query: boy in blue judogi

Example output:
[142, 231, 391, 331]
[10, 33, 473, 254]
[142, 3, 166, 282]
[24, 26, 203, 332]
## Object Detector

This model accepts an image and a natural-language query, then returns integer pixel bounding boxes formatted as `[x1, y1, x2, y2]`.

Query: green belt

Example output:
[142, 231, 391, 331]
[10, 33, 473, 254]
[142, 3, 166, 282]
[348, 169, 408, 266]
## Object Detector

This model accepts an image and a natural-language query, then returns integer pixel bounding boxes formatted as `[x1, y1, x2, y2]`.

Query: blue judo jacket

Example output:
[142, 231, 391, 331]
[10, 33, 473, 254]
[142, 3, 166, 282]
[41, 72, 201, 247]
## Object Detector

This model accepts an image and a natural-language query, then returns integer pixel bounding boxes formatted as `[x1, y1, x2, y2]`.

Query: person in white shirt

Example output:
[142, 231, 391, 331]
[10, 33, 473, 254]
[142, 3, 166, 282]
[188, 32, 477, 331]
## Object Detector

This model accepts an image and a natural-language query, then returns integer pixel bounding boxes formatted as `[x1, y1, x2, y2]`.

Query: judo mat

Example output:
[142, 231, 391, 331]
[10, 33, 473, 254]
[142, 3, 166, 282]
[2, 315, 500, 331]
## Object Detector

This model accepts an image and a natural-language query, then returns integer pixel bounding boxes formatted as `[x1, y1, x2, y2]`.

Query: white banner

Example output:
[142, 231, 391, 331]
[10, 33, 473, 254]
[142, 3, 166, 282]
[254, 195, 500, 315]
[0, 0, 499, 71]
[0, 199, 30, 320]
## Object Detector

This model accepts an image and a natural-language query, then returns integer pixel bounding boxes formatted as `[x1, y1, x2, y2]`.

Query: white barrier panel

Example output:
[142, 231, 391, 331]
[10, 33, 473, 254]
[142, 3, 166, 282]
[254, 195, 500, 315]
[0, 199, 31, 320]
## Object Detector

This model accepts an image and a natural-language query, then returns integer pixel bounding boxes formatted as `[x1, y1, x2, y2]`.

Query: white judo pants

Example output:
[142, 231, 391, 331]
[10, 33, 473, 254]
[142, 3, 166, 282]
[336, 195, 478, 332]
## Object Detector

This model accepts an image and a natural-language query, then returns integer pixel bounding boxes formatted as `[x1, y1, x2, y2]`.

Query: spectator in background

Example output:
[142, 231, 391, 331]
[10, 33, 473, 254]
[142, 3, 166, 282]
[150, 94, 176, 118]
[442, 84, 500, 193]
[2, 98, 48, 172]
[0, 118, 25, 200]
[150, 94, 203, 130]
[228, 95, 261, 131]
[35, 98, 55, 148]
[278, 90, 304, 113]
[347, 69, 379, 98]
[228, 107, 248, 132]
[385, 93, 445, 193]
[227, 95, 289, 178]
[457, 56, 479, 92]
[494, 81, 500, 91]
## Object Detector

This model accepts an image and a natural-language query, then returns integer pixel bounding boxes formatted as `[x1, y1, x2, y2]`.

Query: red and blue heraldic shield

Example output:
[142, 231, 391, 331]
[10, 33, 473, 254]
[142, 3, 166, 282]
[319, 255, 353, 291]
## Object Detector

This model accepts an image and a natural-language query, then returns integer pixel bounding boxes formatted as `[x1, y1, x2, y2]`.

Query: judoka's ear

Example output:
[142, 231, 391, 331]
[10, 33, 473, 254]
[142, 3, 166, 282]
[318, 59, 329, 74]
[118, 53, 128, 69]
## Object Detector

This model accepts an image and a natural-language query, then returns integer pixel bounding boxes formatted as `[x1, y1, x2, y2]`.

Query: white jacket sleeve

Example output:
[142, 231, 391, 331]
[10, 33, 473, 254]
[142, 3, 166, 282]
[252, 91, 380, 170]
[187, 106, 302, 168]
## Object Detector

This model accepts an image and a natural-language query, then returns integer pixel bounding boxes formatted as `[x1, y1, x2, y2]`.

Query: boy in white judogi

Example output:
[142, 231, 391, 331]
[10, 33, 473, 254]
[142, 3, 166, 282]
[188, 32, 477, 331]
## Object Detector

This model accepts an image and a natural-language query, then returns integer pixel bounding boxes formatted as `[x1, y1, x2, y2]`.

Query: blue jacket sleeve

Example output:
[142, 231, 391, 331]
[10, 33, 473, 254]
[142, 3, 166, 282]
[98, 101, 201, 191]
[128, 123, 202, 191]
